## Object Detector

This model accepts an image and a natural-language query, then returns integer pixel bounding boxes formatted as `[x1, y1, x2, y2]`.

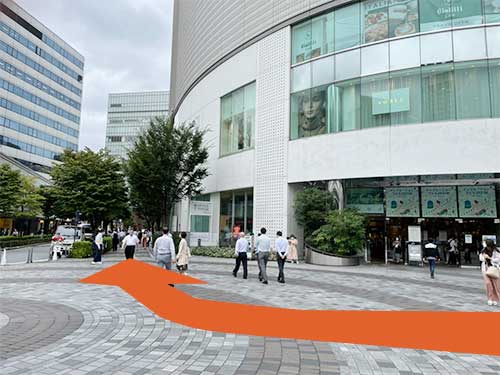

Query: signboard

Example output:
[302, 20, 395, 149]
[420, 0, 483, 31]
[372, 88, 410, 115]
[457, 173, 495, 180]
[408, 243, 422, 262]
[385, 187, 420, 217]
[458, 185, 497, 218]
[408, 225, 421, 242]
[190, 201, 212, 216]
[346, 188, 384, 214]
[292, 16, 330, 63]
[421, 186, 458, 218]
[465, 234, 473, 244]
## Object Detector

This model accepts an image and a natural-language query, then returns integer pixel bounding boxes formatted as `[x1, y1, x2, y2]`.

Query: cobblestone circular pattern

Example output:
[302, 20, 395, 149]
[0, 298, 84, 360]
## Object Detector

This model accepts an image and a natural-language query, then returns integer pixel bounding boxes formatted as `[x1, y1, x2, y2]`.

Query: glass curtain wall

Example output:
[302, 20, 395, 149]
[220, 82, 256, 156]
[292, 0, 495, 65]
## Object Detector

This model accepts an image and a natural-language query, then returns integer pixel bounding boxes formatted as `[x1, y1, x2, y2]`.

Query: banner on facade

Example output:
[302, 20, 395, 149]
[346, 188, 385, 214]
[421, 186, 458, 218]
[385, 187, 420, 217]
[458, 185, 497, 218]
[372, 88, 410, 115]
[420, 0, 483, 31]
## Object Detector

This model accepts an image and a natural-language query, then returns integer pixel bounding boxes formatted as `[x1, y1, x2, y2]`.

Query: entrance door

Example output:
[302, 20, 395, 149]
[367, 218, 385, 262]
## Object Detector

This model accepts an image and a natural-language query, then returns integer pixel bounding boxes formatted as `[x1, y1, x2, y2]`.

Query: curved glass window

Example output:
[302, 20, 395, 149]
[291, 85, 330, 139]
[220, 82, 255, 156]
[292, 0, 491, 65]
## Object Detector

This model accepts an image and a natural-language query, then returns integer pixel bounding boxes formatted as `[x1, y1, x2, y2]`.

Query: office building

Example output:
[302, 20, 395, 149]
[0, 0, 83, 180]
[105, 91, 169, 160]
[170, 0, 500, 262]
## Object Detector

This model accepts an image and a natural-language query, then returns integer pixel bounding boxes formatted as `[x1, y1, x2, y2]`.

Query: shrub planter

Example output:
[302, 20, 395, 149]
[305, 244, 361, 266]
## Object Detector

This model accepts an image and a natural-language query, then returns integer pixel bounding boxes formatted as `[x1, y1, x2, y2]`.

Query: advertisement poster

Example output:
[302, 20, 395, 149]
[363, 1, 418, 43]
[346, 188, 385, 214]
[292, 16, 330, 63]
[388, 0, 419, 37]
[483, 0, 500, 23]
[363, 0, 389, 43]
[385, 187, 420, 217]
[420, 0, 483, 31]
[421, 186, 458, 218]
[458, 185, 497, 218]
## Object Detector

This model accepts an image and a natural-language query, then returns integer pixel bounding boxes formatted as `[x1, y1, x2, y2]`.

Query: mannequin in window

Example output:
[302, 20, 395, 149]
[298, 87, 327, 138]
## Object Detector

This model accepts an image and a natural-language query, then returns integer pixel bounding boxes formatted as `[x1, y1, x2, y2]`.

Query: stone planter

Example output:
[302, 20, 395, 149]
[305, 245, 361, 266]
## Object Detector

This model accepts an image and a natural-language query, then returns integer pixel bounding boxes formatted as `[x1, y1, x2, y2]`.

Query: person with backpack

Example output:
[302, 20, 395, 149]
[424, 239, 439, 279]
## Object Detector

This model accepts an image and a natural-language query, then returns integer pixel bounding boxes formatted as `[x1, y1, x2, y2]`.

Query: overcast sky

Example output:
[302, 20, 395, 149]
[17, 0, 174, 151]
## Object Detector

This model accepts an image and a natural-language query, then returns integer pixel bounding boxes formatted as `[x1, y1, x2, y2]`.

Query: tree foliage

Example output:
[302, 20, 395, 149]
[0, 164, 23, 217]
[294, 186, 335, 238]
[309, 209, 366, 256]
[49, 148, 129, 229]
[125, 116, 209, 228]
[16, 176, 44, 218]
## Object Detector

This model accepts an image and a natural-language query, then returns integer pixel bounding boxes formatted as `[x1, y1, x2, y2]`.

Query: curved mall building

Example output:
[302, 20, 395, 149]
[170, 0, 500, 262]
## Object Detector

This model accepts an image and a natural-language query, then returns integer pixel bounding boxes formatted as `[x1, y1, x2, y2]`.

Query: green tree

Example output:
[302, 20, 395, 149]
[16, 176, 44, 218]
[50, 148, 129, 229]
[0, 164, 22, 217]
[294, 186, 335, 238]
[126, 116, 209, 229]
[310, 209, 366, 256]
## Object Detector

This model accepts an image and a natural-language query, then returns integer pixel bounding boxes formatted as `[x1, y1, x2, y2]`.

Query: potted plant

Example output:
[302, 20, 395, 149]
[306, 209, 365, 266]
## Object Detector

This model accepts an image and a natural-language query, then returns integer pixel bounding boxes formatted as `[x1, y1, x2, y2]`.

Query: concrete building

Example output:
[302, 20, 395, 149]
[170, 0, 500, 264]
[105, 91, 169, 160]
[0, 0, 83, 181]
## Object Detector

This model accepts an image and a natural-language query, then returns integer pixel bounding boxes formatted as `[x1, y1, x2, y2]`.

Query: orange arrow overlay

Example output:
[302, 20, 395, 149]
[81, 259, 499, 356]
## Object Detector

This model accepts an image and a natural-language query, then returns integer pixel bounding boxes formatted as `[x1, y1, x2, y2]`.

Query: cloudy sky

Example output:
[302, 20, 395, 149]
[17, 0, 174, 151]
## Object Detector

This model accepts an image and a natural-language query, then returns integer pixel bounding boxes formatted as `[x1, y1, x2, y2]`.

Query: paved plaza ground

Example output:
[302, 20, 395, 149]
[1, 248, 500, 375]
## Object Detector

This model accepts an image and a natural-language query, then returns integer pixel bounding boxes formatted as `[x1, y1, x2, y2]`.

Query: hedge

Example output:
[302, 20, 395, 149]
[1, 234, 52, 249]
[69, 241, 93, 258]
[190, 247, 235, 258]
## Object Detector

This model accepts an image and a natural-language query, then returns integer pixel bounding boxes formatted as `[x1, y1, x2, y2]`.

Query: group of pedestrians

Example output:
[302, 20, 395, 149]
[233, 227, 299, 285]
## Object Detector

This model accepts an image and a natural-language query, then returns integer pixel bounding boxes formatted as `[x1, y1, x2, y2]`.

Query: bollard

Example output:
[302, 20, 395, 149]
[1, 248, 6, 266]
[52, 247, 58, 261]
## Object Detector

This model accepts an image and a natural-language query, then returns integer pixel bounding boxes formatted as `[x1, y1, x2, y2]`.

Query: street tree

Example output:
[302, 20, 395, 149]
[0, 164, 22, 217]
[16, 176, 44, 218]
[126, 116, 209, 229]
[50, 148, 129, 229]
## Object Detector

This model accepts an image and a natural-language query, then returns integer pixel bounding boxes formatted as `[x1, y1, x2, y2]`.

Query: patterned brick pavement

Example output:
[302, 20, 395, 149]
[0, 249, 499, 374]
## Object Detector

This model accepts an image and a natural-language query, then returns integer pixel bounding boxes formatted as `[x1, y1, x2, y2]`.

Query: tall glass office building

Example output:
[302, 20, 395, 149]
[0, 0, 83, 179]
[105, 91, 169, 160]
[170, 0, 500, 263]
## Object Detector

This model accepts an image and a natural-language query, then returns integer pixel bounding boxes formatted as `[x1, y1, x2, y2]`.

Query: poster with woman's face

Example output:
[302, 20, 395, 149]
[296, 87, 328, 138]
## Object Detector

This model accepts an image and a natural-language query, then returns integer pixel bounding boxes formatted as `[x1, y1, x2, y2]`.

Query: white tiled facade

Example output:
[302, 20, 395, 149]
[0, 0, 83, 177]
[105, 91, 169, 160]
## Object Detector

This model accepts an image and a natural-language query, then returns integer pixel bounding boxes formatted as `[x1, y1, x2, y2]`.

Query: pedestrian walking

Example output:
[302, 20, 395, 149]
[92, 229, 104, 264]
[233, 232, 249, 279]
[122, 230, 139, 259]
[480, 239, 500, 306]
[256, 227, 271, 284]
[112, 230, 119, 252]
[392, 237, 402, 264]
[275, 231, 288, 283]
[287, 234, 299, 264]
[423, 239, 439, 279]
[176, 232, 191, 275]
[447, 237, 458, 266]
[154, 228, 176, 271]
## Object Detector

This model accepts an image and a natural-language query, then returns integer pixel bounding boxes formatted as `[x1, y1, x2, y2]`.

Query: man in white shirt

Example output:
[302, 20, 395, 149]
[123, 230, 139, 259]
[92, 229, 104, 264]
[154, 228, 176, 270]
[255, 227, 271, 284]
[275, 231, 288, 284]
[233, 232, 249, 279]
